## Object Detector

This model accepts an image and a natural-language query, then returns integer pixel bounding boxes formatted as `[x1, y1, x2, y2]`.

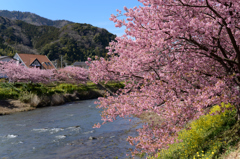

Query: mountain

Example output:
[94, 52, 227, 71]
[0, 14, 116, 66]
[0, 10, 72, 28]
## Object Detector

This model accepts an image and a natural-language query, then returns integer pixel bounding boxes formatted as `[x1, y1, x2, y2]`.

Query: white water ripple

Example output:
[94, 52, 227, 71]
[32, 128, 64, 134]
[67, 126, 81, 132]
[55, 135, 66, 139]
[49, 128, 64, 134]
[32, 128, 48, 133]
[5, 134, 18, 139]
[83, 130, 94, 134]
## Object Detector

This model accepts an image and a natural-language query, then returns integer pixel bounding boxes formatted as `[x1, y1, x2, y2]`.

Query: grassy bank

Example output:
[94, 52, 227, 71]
[0, 81, 124, 100]
[147, 103, 240, 159]
[0, 80, 124, 115]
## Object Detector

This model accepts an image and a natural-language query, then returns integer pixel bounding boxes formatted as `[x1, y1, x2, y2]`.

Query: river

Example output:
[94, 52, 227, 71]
[0, 99, 143, 159]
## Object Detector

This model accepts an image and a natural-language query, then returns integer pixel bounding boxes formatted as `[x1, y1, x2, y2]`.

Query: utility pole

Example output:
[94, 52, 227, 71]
[61, 55, 62, 68]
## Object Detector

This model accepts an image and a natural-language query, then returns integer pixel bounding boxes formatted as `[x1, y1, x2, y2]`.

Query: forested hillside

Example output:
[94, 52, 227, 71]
[0, 15, 116, 65]
[0, 10, 72, 28]
[41, 23, 116, 64]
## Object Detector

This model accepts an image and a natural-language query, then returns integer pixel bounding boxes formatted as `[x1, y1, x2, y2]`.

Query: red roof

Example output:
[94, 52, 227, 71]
[17, 53, 55, 69]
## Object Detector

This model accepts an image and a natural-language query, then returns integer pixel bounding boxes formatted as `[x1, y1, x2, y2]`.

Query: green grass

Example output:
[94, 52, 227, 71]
[150, 103, 239, 159]
[0, 81, 124, 101]
[0, 82, 20, 99]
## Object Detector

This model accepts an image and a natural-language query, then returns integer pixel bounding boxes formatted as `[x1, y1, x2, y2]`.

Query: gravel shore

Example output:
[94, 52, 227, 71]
[0, 99, 35, 115]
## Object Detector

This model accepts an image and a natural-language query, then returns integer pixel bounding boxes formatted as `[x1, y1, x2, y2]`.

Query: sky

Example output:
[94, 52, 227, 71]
[0, 0, 143, 37]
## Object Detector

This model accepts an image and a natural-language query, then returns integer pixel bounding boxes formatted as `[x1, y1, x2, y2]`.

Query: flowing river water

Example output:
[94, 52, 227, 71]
[0, 99, 143, 159]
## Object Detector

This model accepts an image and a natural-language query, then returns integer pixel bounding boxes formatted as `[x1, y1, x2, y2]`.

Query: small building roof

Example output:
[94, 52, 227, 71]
[17, 53, 55, 69]
[72, 61, 89, 68]
[30, 58, 38, 64]
[73, 61, 88, 66]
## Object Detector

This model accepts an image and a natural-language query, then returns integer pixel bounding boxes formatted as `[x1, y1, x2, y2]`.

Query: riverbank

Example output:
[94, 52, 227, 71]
[0, 90, 103, 115]
[0, 99, 34, 115]
[0, 81, 123, 115]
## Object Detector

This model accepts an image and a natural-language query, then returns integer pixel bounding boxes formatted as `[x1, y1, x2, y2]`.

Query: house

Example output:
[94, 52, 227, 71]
[13, 53, 56, 69]
[72, 61, 89, 69]
[0, 56, 14, 62]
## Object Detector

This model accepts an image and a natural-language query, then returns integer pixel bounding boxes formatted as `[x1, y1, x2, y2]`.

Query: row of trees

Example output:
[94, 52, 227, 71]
[88, 0, 240, 156]
[0, 60, 88, 84]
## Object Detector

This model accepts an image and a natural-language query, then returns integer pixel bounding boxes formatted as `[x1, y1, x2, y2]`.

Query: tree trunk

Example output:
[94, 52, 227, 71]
[97, 83, 115, 96]
[236, 105, 240, 121]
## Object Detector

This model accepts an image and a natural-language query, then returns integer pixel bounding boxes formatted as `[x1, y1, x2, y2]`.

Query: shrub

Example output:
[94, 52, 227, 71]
[0, 83, 20, 99]
[53, 83, 76, 93]
[19, 91, 34, 103]
[0, 89, 19, 99]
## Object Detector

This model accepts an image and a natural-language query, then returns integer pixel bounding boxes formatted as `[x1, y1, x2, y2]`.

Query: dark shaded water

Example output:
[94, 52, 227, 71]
[0, 99, 143, 159]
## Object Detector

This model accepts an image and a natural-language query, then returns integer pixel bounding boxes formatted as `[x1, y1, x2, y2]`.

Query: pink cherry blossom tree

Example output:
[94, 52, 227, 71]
[55, 66, 88, 83]
[89, 0, 240, 155]
[0, 60, 55, 83]
[0, 61, 88, 84]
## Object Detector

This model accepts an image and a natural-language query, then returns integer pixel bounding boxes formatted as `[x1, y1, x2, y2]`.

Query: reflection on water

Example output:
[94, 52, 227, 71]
[0, 99, 143, 159]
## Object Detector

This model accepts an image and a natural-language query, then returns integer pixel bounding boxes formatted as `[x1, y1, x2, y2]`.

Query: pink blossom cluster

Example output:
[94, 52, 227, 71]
[89, 0, 240, 156]
[0, 60, 88, 84]
[0, 60, 55, 83]
[56, 66, 88, 83]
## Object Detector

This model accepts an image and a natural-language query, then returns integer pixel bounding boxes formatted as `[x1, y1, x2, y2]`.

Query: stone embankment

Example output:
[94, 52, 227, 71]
[0, 90, 105, 115]
[30, 90, 104, 107]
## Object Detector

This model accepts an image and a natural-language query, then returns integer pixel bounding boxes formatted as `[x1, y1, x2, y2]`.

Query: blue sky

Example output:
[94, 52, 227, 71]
[1, 0, 142, 36]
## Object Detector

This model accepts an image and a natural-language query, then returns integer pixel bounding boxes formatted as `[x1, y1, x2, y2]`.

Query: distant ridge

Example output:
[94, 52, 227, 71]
[0, 10, 73, 28]
[0, 14, 116, 66]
